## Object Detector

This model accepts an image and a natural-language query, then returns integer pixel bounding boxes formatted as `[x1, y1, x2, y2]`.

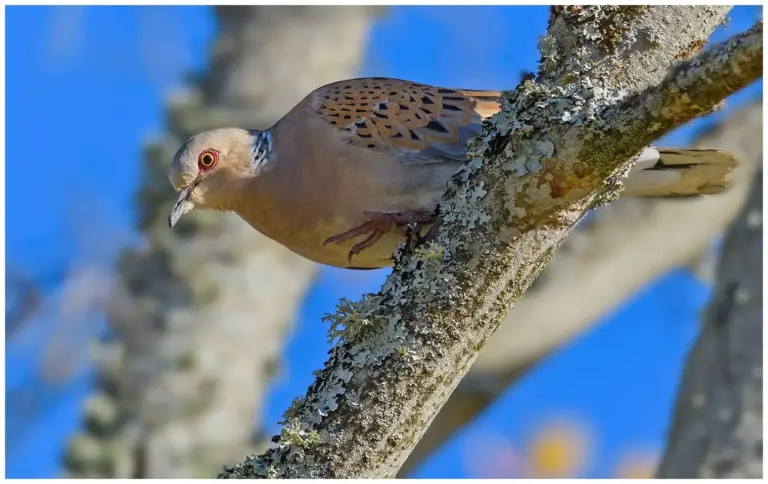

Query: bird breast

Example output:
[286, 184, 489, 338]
[233, 117, 426, 268]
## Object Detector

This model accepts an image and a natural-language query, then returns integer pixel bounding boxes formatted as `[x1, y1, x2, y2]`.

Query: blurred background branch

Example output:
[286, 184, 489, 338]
[657, 164, 762, 477]
[63, 6, 377, 477]
[5, 265, 43, 338]
[401, 98, 763, 476]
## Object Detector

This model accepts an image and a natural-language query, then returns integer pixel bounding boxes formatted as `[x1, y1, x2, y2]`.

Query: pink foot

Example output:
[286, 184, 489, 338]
[323, 211, 435, 263]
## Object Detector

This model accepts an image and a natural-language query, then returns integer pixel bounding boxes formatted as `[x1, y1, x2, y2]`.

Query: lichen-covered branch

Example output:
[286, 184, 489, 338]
[400, 98, 763, 476]
[656, 165, 763, 478]
[594, 20, 762, 158]
[64, 6, 375, 478]
[221, 7, 761, 478]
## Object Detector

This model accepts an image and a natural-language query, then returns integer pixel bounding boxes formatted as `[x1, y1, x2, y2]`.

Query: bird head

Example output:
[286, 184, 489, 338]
[167, 127, 273, 228]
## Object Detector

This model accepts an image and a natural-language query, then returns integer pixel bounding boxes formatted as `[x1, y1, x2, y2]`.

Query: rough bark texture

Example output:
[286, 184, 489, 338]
[64, 6, 375, 478]
[656, 171, 763, 476]
[401, 97, 763, 475]
[220, 7, 761, 479]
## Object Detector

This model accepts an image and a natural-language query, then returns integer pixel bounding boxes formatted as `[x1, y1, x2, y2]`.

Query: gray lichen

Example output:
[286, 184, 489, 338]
[323, 295, 383, 345]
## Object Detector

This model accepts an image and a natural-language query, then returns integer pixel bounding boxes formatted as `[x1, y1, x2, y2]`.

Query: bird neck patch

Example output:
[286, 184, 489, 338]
[248, 129, 274, 174]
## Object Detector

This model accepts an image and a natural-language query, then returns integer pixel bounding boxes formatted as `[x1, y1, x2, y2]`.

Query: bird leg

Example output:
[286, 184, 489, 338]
[323, 211, 436, 262]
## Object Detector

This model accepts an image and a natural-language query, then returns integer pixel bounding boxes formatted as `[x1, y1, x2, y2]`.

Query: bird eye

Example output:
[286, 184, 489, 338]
[198, 149, 218, 170]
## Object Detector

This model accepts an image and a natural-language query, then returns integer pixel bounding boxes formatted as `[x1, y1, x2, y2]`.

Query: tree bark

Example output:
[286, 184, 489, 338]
[656, 172, 763, 475]
[401, 97, 763, 476]
[220, 7, 761, 478]
[64, 6, 376, 478]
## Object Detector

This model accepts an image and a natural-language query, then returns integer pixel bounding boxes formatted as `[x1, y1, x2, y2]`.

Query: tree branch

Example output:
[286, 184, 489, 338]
[220, 7, 761, 478]
[400, 97, 764, 476]
[595, 20, 762, 155]
[656, 174, 763, 476]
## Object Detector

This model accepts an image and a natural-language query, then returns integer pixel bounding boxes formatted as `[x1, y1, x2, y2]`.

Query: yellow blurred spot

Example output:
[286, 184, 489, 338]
[527, 419, 590, 477]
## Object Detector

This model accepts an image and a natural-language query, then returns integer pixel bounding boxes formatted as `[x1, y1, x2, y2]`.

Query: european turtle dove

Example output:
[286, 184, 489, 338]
[167, 77, 738, 269]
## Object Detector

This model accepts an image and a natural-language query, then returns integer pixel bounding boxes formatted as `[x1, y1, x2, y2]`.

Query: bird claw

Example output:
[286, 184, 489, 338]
[346, 230, 386, 263]
[322, 221, 378, 246]
[323, 211, 435, 263]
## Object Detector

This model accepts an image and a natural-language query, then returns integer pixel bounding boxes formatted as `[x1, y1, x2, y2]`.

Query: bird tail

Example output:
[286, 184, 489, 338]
[623, 148, 738, 198]
[458, 90, 738, 198]
[460, 89, 502, 120]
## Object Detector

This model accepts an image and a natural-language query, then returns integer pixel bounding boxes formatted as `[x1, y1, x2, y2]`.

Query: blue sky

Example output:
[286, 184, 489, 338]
[5, 5, 763, 478]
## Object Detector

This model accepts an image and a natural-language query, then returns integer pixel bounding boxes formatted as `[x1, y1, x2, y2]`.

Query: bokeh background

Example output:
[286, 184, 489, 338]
[5, 5, 763, 478]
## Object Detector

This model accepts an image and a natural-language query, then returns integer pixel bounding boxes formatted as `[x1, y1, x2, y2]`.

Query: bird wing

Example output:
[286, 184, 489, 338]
[311, 77, 500, 164]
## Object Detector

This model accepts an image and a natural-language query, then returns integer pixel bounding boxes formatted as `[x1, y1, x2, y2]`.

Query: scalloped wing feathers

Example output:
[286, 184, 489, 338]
[311, 78, 501, 164]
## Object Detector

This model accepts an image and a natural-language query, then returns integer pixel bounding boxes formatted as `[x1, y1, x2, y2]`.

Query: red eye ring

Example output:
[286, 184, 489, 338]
[198, 149, 218, 170]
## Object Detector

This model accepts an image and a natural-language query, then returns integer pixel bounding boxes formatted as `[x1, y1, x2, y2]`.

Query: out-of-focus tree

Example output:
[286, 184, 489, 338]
[64, 6, 378, 478]
[657, 163, 763, 477]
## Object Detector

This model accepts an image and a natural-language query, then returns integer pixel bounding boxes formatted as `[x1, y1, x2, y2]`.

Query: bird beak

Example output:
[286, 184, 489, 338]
[168, 183, 196, 228]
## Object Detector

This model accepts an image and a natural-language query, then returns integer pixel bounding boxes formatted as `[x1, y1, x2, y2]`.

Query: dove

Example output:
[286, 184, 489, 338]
[167, 77, 738, 269]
